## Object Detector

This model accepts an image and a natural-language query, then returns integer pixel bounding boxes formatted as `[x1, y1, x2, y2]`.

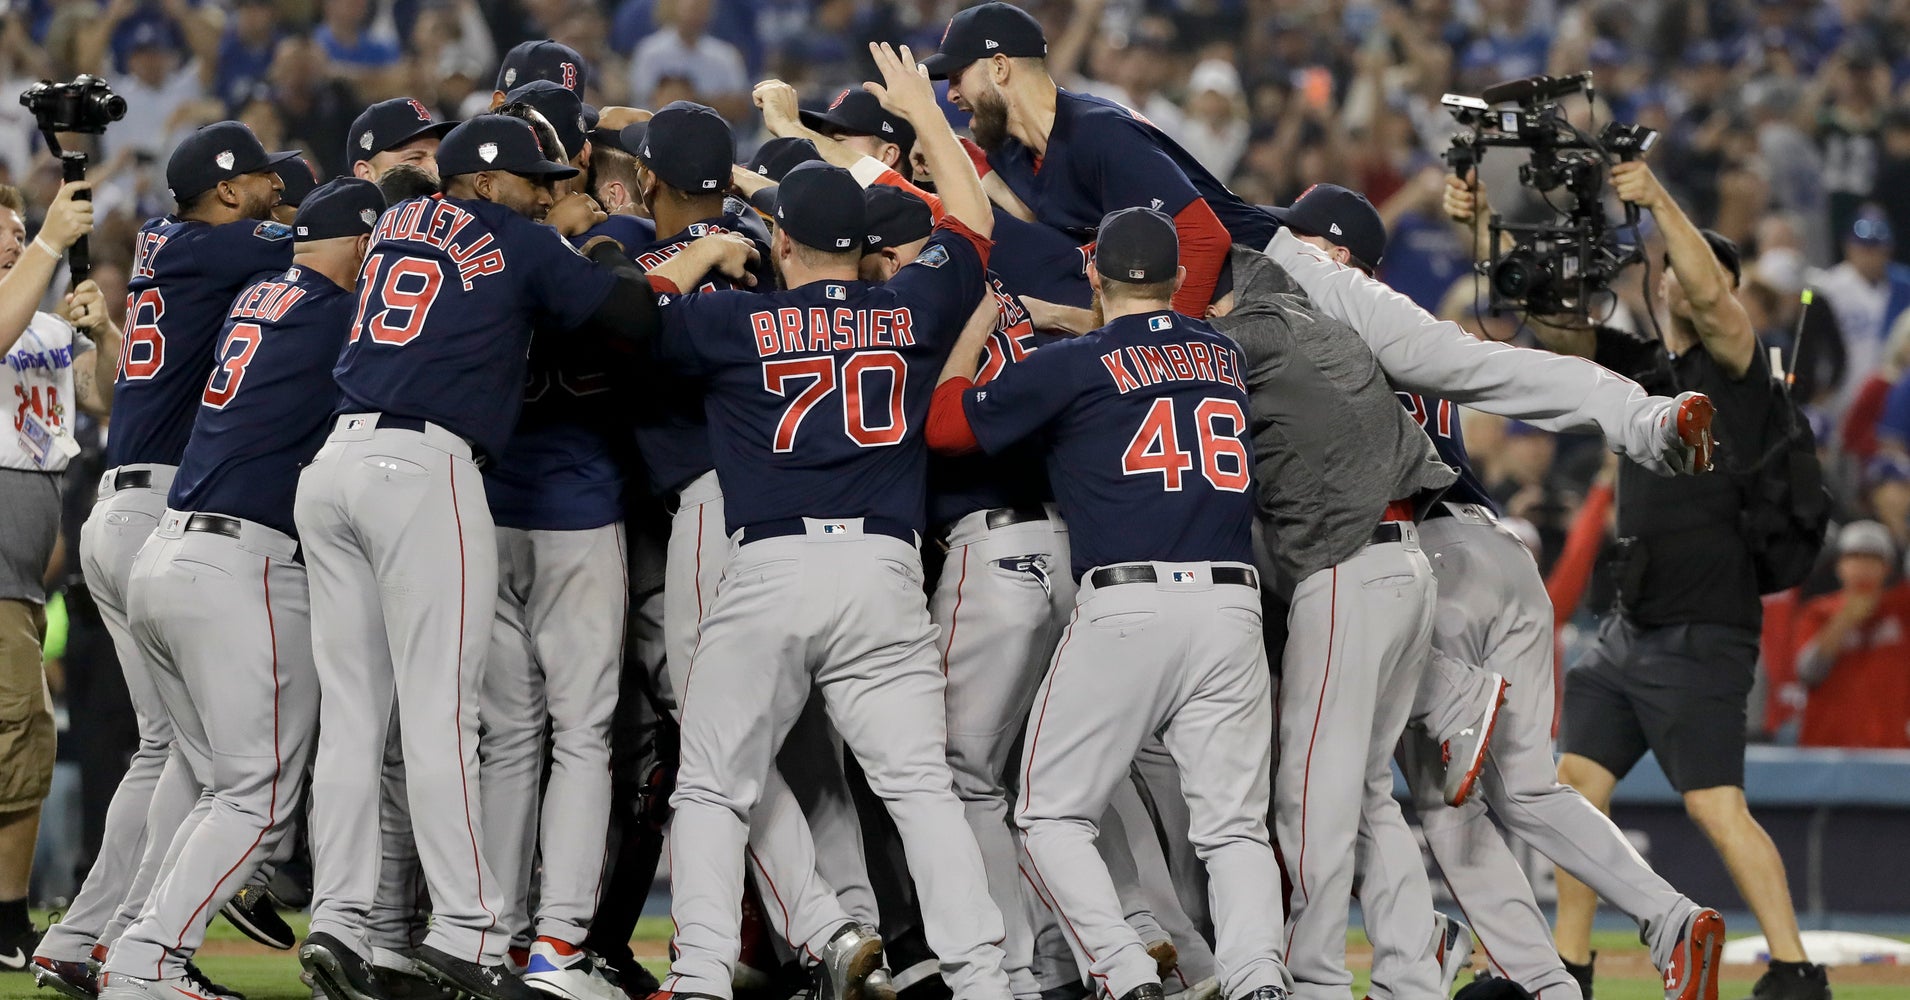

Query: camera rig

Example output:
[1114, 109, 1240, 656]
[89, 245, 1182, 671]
[20, 75, 126, 284]
[1441, 72, 1658, 319]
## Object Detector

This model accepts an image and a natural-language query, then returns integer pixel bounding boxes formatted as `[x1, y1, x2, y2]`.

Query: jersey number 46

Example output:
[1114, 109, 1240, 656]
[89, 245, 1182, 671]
[762, 351, 907, 452]
[1122, 397, 1250, 493]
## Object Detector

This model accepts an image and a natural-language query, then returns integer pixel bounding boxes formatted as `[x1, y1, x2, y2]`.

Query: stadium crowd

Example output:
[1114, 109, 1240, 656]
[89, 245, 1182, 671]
[11, 0, 1910, 905]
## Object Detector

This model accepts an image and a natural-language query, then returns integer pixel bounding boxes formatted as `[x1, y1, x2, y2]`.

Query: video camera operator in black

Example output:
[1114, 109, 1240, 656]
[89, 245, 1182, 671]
[1447, 158, 1831, 1000]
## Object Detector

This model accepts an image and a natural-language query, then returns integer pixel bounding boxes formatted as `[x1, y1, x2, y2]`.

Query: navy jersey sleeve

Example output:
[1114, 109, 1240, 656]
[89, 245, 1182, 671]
[883, 221, 989, 350]
[658, 289, 753, 377]
[1088, 118, 1202, 218]
[199, 219, 295, 283]
[512, 213, 621, 329]
[962, 338, 1081, 454]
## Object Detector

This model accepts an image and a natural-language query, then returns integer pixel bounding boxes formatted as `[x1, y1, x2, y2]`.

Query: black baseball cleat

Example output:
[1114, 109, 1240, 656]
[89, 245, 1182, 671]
[1117, 985, 1164, 1000]
[183, 961, 247, 1000]
[414, 945, 544, 1000]
[1229, 988, 1289, 1000]
[2, 926, 42, 973]
[221, 884, 297, 951]
[592, 956, 658, 1000]
[301, 932, 387, 1000]
[1739, 960, 1830, 1000]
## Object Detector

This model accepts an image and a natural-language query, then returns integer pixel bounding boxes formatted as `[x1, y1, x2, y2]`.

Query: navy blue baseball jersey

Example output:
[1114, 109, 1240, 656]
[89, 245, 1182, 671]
[584, 213, 657, 252]
[331, 194, 618, 461]
[960, 309, 1256, 580]
[108, 216, 294, 468]
[1396, 390, 1495, 512]
[659, 220, 989, 534]
[169, 265, 355, 539]
[985, 91, 1276, 248]
[629, 212, 774, 498]
[927, 273, 1057, 528]
[481, 351, 626, 531]
[988, 209, 1091, 309]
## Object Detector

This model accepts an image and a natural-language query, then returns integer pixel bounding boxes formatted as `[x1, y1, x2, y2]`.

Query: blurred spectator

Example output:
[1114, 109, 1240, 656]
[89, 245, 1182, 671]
[269, 36, 361, 181]
[214, 0, 282, 110]
[1810, 207, 1910, 406]
[1179, 58, 1247, 181]
[1863, 455, 1910, 547]
[627, 0, 748, 123]
[1377, 166, 1473, 312]
[1875, 106, 1910, 268]
[314, 0, 403, 74]
[1843, 312, 1910, 461]
[1814, 43, 1888, 253]
[1792, 520, 1910, 749]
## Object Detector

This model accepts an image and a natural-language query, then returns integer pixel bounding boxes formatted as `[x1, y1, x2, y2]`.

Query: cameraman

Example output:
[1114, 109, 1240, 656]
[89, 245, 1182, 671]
[1449, 161, 1829, 1000]
[0, 178, 116, 954]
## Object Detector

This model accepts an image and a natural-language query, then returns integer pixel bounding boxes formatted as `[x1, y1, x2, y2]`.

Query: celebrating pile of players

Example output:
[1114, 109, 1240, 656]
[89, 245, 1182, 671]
[14, 6, 1761, 1000]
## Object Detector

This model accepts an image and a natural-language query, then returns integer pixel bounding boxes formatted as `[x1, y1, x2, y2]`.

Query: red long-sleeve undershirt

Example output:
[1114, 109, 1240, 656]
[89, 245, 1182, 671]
[1170, 198, 1230, 316]
[1546, 480, 1613, 630]
[926, 377, 981, 454]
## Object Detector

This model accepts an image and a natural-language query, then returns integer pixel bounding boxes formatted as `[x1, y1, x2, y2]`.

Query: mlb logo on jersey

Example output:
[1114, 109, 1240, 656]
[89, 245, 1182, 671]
[822, 522, 849, 534]
[1172, 570, 1198, 583]
[345, 416, 372, 431]
[689, 223, 710, 237]
[1148, 315, 1174, 332]
[826, 284, 846, 300]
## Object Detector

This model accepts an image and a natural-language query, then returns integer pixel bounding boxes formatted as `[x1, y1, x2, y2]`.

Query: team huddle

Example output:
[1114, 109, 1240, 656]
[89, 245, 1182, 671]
[24, 5, 1740, 1000]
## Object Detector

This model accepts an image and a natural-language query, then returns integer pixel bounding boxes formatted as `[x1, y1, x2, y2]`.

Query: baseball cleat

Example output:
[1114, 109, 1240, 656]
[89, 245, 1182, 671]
[1738, 960, 1830, 1000]
[414, 945, 543, 1000]
[521, 939, 623, 1000]
[1562, 952, 1595, 1000]
[1442, 674, 1508, 806]
[1116, 986, 1164, 1000]
[814, 923, 893, 1000]
[1144, 940, 1178, 979]
[1230, 988, 1288, 1000]
[221, 884, 297, 951]
[585, 953, 657, 1000]
[300, 933, 386, 1000]
[1661, 907, 1724, 1000]
[1670, 391, 1716, 475]
[1163, 979, 1219, 1000]
[182, 962, 246, 1000]
[98, 972, 220, 1000]
[372, 950, 456, 1000]
[32, 956, 98, 1000]
[1431, 913, 1475, 994]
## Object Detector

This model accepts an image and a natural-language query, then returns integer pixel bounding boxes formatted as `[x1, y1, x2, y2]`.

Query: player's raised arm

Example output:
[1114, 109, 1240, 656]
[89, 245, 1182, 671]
[866, 42, 992, 240]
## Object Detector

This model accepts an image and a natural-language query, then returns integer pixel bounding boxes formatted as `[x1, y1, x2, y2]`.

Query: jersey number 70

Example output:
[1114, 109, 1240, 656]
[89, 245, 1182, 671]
[1122, 397, 1250, 492]
[762, 351, 907, 452]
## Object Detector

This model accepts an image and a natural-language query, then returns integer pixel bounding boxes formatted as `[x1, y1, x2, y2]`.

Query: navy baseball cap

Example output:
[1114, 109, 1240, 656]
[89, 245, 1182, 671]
[630, 102, 733, 194]
[168, 121, 302, 201]
[748, 136, 822, 181]
[294, 178, 387, 241]
[505, 80, 595, 161]
[923, 2, 1049, 80]
[1095, 207, 1178, 284]
[863, 186, 933, 253]
[1268, 183, 1388, 269]
[773, 162, 866, 252]
[801, 89, 916, 157]
[275, 156, 319, 208]
[348, 97, 456, 167]
[497, 39, 587, 94]
[437, 115, 580, 180]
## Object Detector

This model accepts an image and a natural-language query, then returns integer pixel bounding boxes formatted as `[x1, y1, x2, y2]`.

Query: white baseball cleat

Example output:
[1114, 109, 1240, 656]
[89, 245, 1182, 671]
[1432, 912, 1476, 994]
[522, 939, 625, 1000]
[1442, 674, 1508, 807]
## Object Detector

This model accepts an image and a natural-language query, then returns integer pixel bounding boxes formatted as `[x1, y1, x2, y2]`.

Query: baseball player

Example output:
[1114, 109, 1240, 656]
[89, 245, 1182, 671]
[925, 206, 1289, 1000]
[273, 158, 318, 226]
[628, 102, 892, 963]
[649, 42, 1009, 1000]
[96, 179, 386, 1000]
[924, 3, 1276, 315]
[34, 121, 295, 999]
[1280, 189, 1726, 1000]
[349, 98, 457, 183]
[470, 80, 635, 1000]
[492, 40, 588, 106]
[578, 124, 657, 250]
[291, 114, 750, 1000]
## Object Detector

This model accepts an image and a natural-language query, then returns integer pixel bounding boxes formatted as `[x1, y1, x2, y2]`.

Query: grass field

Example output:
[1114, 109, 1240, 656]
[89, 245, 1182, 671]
[7, 913, 1907, 1000]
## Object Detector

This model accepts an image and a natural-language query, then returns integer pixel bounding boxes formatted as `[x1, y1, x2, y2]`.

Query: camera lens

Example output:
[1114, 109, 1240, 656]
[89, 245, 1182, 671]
[1492, 254, 1535, 299]
[95, 92, 127, 122]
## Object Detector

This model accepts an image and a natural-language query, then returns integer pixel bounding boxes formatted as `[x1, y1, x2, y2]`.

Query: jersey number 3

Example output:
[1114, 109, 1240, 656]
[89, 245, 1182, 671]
[1122, 397, 1250, 493]
[201, 324, 264, 408]
[763, 352, 907, 452]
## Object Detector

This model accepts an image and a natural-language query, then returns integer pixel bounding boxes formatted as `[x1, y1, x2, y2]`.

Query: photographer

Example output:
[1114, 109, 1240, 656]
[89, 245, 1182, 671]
[0, 177, 117, 956]
[1450, 158, 1830, 1000]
